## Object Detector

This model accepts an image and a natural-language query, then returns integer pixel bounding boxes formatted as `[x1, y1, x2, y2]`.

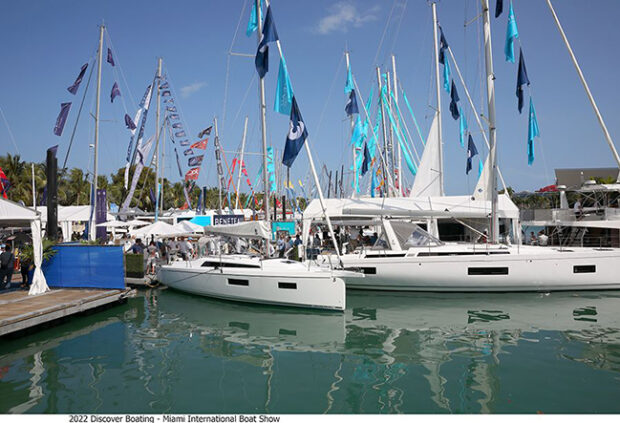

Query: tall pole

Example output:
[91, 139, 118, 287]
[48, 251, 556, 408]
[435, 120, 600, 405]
[154, 57, 162, 221]
[376, 67, 390, 196]
[481, 0, 499, 243]
[392, 54, 403, 196]
[546, 0, 620, 174]
[345, 52, 358, 197]
[256, 0, 271, 230]
[214, 117, 222, 213]
[431, 2, 444, 196]
[236, 116, 249, 209]
[31, 163, 36, 209]
[90, 24, 104, 241]
[386, 70, 397, 193]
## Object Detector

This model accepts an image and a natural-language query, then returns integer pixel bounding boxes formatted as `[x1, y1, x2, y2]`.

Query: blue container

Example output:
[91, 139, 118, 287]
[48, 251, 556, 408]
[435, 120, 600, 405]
[42, 245, 125, 289]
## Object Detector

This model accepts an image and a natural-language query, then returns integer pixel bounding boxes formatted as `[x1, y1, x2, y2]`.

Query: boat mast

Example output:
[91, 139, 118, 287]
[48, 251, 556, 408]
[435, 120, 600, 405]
[214, 117, 222, 213]
[154, 57, 162, 221]
[481, 0, 499, 243]
[392, 54, 402, 196]
[236, 116, 249, 209]
[546, 0, 620, 176]
[376, 67, 390, 196]
[256, 0, 271, 229]
[90, 24, 104, 241]
[345, 51, 357, 197]
[431, 2, 444, 197]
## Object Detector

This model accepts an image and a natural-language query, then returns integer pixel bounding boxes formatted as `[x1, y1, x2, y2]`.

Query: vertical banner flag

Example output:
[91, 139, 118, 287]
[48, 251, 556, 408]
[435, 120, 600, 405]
[449, 81, 460, 120]
[255, 6, 279, 78]
[266, 147, 277, 192]
[121, 136, 154, 212]
[67, 63, 88, 95]
[459, 108, 467, 147]
[274, 57, 293, 115]
[282, 97, 308, 168]
[53, 102, 72, 136]
[110, 82, 121, 103]
[505, 1, 519, 63]
[107, 48, 115, 66]
[214, 135, 226, 190]
[345, 89, 359, 116]
[345, 65, 354, 94]
[466, 134, 478, 174]
[496, 0, 504, 18]
[125, 83, 153, 188]
[527, 97, 540, 165]
[246, 0, 261, 36]
[516, 48, 530, 113]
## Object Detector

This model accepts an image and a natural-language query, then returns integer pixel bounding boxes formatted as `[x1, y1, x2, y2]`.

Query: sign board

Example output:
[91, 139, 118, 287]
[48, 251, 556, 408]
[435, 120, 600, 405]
[213, 214, 244, 226]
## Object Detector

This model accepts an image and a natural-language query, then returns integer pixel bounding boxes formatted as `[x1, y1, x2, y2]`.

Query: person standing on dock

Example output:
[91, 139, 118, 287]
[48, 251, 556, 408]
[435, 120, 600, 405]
[0, 245, 15, 289]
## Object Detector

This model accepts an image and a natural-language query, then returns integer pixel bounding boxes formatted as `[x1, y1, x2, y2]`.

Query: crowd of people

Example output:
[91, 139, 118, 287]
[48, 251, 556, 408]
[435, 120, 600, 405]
[0, 243, 33, 290]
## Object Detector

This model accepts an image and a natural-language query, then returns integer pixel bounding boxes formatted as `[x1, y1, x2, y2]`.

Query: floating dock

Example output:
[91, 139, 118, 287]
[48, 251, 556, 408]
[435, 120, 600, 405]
[0, 288, 135, 337]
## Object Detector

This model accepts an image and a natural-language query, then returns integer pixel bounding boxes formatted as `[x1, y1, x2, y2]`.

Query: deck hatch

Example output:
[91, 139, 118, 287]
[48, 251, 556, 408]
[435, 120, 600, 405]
[573, 265, 596, 274]
[278, 282, 297, 290]
[468, 267, 509, 276]
[228, 278, 249, 286]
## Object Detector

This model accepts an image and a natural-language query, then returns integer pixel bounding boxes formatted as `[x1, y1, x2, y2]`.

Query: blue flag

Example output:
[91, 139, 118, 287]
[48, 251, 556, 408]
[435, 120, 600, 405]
[478, 157, 484, 177]
[516, 48, 530, 113]
[527, 97, 539, 165]
[274, 57, 293, 115]
[345, 89, 359, 116]
[188, 154, 204, 167]
[255, 6, 279, 78]
[438, 26, 449, 65]
[282, 96, 308, 168]
[110, 82, 121, 103]
[459, 108, 467, 147]
[53, 102, 71, 136]
[67, 63, 88, 95]
[246, 1, 260, 37]
[361, 142, 370, 176]
[179, 140, 190, 147]
[183, 148, 193, 156]
[496, 0, 503, 18]
[466, 134, 478, 174]
[345, 66, 354, 94]
[443, 57, 451, 93]
[449, 80, 460, 120]
[124, 114, 136, 130]
[505, 1, 519, 63]
[107, 48, 115, 66]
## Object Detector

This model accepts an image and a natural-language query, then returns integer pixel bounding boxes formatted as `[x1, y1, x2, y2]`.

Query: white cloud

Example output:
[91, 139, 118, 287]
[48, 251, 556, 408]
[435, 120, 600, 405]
[180, 81, 207, 99]
[316, 2, 379, 35]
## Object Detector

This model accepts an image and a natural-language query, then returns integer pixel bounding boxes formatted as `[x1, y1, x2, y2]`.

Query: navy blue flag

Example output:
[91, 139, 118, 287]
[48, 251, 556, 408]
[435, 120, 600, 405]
[438, 26, 448, 65]
[345, 89, 359, 116]
[179, 140, 190, 146]
[198, 126, 212, 138]
[183, 148, 194, 156]
[169, 113, 180, 120]
[149, 188, 156, 205]
[164, 98, 175, 104]
[107, 48, 115, 66]
[172, 123, 183, 129]
[255, 6, 279, 78]
[174, 148, 183, 177]
[53, 102, 72, 136]
[361, 142, 370, 176]
[162, 90, 171, 97]
[466, 134, 478, 174]
[516, 48, 530, 113]
[495, 0, 503, 18]
[188, 154, 204, 167]
[160, 82, 169, 90]
[124, 114, 136, 130]
[282, 96, 308, 168]
[175, 131, 186, 138]
[110, 82, 121, 103]
[166, 106, 177, 113]
[449, 80, 460, 120]
[67, 63, 88, 95]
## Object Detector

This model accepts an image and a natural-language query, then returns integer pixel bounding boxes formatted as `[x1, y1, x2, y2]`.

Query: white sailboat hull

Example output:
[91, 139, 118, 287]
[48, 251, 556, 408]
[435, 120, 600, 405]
[157, 257, 346, 311]
[331, 245, 620, 292]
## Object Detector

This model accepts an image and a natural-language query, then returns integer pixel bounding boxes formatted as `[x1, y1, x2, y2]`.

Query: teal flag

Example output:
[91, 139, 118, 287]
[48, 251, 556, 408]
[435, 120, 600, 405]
[266, 146, 277, 192]
[246, 1, 260, 37]
[459, 108, 467, 147]
[504, 1, 519, 63]
[371, 171, 377, 198]
[383, 92, 416, 176]
[274, 57, 293, 115]
[478, 158, 484, 177]
[345, 66, 354, 94]
[443, 58, 451, 93]
[527, 97, 539, 165]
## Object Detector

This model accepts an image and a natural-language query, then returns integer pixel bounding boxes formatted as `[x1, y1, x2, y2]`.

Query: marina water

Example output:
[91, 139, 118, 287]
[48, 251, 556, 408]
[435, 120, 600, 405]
[1, 289, 620, 414]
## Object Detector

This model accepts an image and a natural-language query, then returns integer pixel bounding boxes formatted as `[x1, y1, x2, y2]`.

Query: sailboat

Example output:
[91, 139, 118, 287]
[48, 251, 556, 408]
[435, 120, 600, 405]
[306, 0, 620, 292]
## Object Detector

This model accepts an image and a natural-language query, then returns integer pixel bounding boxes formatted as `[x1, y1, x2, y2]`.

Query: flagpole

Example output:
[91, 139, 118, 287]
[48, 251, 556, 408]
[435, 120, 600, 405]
[90, 24, 104, 242]
[345, 52, 357, 197]
[32, 163, 36, 210]
[392, 55, 403, 196]
[481, 0, 499, 243]
[236, 116, 249, 209]
[214, 117, 222, 213]
[256, 0, 271, 240]
[154, 57, 162, 221]
[546, 0, 620, 175]
[431, 1, 444, 197]
[376, 67, 391, 196]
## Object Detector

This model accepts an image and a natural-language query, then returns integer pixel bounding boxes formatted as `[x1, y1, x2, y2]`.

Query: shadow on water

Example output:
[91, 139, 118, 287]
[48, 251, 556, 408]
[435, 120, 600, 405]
[1, 288, 620, 413]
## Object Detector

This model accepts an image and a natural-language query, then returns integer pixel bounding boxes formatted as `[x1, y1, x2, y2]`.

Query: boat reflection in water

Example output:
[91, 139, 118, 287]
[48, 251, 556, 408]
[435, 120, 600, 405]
[2, 289, 620, 413]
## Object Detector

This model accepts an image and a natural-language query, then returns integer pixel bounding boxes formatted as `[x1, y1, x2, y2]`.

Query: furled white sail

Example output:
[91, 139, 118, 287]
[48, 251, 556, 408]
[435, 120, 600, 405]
[410, 114, 441, 197]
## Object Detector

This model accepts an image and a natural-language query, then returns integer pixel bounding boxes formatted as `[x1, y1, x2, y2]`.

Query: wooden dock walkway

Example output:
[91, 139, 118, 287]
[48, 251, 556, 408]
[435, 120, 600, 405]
[0, 288, 135, 337]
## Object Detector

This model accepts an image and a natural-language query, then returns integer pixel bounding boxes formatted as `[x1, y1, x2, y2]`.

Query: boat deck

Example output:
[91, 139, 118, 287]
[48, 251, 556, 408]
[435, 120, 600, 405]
[0, 288, 135, 337]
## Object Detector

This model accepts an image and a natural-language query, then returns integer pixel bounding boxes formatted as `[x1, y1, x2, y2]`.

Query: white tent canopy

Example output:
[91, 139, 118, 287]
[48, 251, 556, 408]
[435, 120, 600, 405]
[35, 205, 115, 242]
[130, 221, 179, 237]
[0, 198, 48, 295]
[204, 221, 271, 240]
[172, 220, 204, 234]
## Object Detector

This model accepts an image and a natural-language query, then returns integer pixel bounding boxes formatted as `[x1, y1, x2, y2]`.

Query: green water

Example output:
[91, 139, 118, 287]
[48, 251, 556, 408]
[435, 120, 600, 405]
[2, 288, 620, 414]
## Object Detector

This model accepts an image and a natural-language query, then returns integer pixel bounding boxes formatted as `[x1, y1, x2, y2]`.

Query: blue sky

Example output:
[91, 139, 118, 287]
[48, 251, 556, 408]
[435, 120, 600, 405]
[1, 0, 619, 196]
